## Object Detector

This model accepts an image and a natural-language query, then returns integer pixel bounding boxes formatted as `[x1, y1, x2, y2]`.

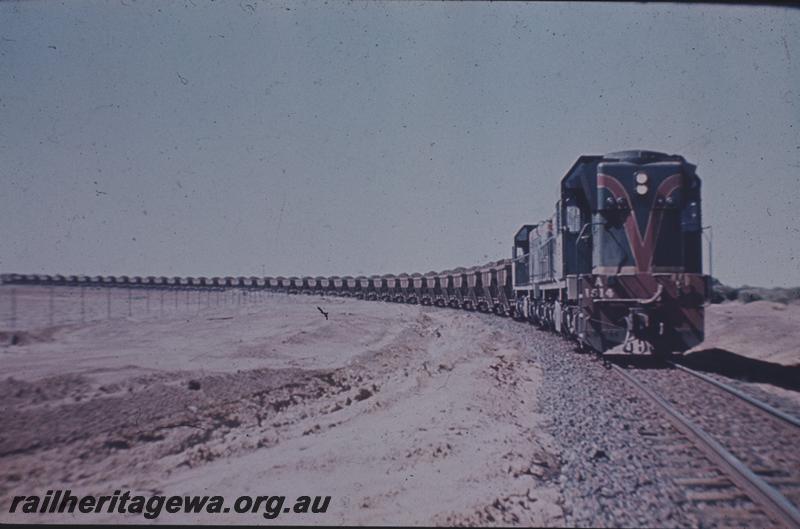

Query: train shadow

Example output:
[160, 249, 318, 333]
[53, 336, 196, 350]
[598, 349, 800, 392]
[673, 348, 800, 393]
[599, 353, 673, 370]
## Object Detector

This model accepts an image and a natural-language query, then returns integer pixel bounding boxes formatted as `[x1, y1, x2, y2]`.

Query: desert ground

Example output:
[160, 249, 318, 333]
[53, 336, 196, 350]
[694, 300, 800, 367]
[0, 286, 798, 526]
[0, 287, 562, 525]
[686, 301, 800, 409]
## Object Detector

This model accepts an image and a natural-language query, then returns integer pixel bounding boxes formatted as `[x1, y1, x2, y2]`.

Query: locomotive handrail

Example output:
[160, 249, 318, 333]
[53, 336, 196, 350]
[593, 284, 664, 304]
[575, 221, 605, 246]
[702, 225, 713, 281]
[573, 221, 605, 274]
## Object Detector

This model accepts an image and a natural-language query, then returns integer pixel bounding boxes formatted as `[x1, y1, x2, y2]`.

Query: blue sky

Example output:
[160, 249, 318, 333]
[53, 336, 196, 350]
[1, 1, 798, 286]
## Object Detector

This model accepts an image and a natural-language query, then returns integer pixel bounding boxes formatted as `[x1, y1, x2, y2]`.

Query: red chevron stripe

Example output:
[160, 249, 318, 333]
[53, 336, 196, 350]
[598, 173, 683, 273]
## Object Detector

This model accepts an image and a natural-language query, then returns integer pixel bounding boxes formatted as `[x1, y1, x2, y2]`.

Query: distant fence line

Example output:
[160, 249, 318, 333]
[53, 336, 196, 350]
[0, 283, 275, 331]
[1, 273, 300, 289]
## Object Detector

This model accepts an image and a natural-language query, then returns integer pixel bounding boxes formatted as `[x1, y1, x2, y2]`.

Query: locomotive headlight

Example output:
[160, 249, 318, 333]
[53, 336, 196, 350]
[635, 184, 648, 195]
[635, 172, 649, 184]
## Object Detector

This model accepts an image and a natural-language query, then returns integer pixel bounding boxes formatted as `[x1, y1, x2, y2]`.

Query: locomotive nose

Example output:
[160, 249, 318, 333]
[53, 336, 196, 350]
[595, 158, 686, 276]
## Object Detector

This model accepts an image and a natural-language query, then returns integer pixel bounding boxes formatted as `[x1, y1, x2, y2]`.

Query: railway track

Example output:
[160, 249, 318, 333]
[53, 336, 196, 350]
[611, 358, 800, 528]
[668, 361, 800, 429]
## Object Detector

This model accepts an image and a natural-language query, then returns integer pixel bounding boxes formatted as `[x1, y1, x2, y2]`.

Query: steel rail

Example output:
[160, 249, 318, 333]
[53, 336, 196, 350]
[611, 364, 800, 529]
[668, 361, 800, 429]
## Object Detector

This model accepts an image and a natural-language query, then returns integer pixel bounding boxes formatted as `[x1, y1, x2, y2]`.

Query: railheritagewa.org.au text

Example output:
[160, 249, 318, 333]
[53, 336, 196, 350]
[8, 489, 331, 520]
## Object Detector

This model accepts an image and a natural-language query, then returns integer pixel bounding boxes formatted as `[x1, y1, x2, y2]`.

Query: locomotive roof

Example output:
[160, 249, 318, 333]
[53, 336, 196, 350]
[559, 150, 695, 212]
[561, 150, 686, 186]
[602, 150, 684, 164]
[514, 224, 536, 243]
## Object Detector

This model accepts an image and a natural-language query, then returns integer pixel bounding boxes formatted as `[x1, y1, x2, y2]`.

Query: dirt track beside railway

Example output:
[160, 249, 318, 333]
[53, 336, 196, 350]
[0, 291, 563, 525]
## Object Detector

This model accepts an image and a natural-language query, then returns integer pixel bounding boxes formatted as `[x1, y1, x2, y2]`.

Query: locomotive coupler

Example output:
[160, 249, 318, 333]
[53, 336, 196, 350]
[623, 308, 651, 353]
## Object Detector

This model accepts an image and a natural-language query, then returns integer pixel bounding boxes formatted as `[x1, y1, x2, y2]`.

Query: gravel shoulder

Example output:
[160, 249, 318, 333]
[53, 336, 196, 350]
[483, 316, 707, 528]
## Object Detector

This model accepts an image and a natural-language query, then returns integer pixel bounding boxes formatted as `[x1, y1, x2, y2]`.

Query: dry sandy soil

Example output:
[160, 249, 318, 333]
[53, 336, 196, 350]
[693, 301, 800, 367]
[684, 300, 800, 411]
[0, 288, 563, 526]
[2, 287, 797, 526]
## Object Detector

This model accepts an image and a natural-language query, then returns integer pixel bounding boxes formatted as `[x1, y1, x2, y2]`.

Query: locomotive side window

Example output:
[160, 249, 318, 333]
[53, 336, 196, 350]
[566, 205, 581, 233]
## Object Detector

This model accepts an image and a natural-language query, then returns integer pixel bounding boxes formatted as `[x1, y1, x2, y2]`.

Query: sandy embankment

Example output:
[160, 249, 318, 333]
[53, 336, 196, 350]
[0, 290, 563, 526]
[694, 301, 800, 367]
[684, 301, 800, 409]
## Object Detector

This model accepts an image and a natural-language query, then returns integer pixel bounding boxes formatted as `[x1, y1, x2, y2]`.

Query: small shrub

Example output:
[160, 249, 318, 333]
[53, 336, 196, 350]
[739, 290, 762, 303]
